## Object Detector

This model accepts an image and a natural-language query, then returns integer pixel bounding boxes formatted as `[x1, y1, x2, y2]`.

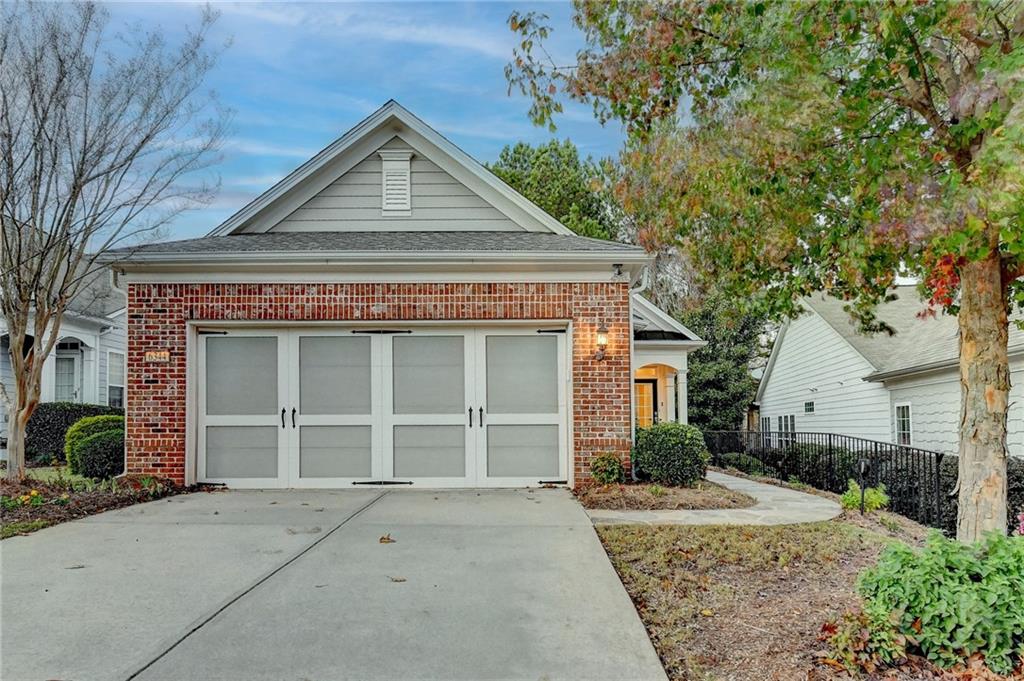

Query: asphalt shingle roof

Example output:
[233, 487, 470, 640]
[107, 231, 645, 256]
[804, 286, 1024, 377]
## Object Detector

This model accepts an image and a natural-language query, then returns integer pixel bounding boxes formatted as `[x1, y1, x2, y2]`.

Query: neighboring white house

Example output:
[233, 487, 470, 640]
[756, 286, 1024, 456]
[1, 273, 127, 444]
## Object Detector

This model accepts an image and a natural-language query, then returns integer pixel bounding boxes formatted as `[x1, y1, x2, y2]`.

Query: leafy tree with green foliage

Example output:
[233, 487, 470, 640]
[679, 296, 766, 431]
[507, 0, 1024, 541]
[487, 140, 617, 240]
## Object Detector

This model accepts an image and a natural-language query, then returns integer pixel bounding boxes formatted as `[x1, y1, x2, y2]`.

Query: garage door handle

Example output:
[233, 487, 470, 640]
[280, 408, 286, 428]
[291, 407, 297, 428]
[468, 407, 473, 428]
[479, 407, 484, 425]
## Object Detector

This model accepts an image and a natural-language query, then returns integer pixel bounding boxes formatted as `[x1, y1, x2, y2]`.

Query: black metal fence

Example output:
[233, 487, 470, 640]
[704, 430, 948, 529]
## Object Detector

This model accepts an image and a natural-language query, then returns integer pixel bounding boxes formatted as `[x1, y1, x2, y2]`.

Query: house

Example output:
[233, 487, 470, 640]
[756, 286, 1024, 456]
[104, 101, 703, 488]
[1, 273, 127, 445]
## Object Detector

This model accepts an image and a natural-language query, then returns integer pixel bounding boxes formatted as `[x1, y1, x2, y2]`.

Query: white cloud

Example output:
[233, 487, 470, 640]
[224, 138, 320, 158]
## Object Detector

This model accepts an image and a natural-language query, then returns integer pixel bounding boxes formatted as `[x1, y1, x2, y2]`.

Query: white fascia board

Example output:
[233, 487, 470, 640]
[631, 293, 703, 341]
[208, 100, 574, 237]
[754, 319, 788, 403]
[634, 339, 707, 351]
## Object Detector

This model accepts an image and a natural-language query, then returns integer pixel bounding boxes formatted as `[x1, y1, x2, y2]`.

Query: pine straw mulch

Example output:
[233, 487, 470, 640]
[1, 474, 182, 539]
[597, 511, 1018, 681]
[575, 479, 756, 511]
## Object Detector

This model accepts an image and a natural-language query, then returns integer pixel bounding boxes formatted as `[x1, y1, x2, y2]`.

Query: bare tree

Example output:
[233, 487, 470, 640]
[0, 1, 228, 481]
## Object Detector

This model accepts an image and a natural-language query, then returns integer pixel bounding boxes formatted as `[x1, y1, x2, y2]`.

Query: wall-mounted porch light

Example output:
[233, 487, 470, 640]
[595, 323, 609, 361]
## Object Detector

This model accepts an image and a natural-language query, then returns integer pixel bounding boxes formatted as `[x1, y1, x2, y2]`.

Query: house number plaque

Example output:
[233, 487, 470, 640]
[144, 350, 170, 363]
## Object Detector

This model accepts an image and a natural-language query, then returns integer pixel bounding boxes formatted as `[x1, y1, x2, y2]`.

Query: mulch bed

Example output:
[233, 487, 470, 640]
[575, 479, 756, 511]
[1, 475, 182, 538]
[598, 514, 1015, 681]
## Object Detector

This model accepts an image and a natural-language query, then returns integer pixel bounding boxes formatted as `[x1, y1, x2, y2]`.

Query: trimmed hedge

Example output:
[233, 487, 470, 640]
[939, 455, 1024, 534]
[718, 451, 780, 478]
[76, 429, 125, 480]
[26, 402, 123, 465]
[633, 423, 710, 486]
[65, 415, 125, 474]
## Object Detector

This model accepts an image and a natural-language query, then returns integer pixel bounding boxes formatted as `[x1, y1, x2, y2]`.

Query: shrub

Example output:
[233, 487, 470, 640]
[718, 452, 779, 477]
[25, 402, 123, 465]
[632, 423, 709, 486]
[823, 602, 909, 674]
[779, 443, 859, 493]
[65, 415, 125, 474]
[939, 455, 1024, 534]
[589, 452, 625, 485]
[856, 532, 1024, 675]
[840, 480, 889, 512]
[75, 429, 125, 480]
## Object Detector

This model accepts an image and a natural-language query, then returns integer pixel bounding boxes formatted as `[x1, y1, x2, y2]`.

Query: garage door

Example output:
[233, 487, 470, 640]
[196, 326, 568, 488]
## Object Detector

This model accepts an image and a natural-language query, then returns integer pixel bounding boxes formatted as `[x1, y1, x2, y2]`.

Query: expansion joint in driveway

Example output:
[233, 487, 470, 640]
[124, 491, 389, 681]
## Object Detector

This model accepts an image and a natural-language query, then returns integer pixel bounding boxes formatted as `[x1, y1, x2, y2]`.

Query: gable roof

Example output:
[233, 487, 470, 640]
[756, 286, 1024, 394]
[631, 294, 704, 344]
[105, 230, 646, 261]
[208, 100, 574, 237]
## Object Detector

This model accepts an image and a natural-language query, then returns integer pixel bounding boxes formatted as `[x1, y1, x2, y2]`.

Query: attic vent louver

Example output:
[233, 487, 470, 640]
[378, 149, 413, 215]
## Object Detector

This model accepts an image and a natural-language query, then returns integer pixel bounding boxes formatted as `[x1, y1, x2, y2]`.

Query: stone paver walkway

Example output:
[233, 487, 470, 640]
[586, 471, 842, 526]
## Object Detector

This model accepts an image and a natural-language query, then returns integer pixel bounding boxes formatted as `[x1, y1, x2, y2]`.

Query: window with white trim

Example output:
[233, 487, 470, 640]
[107, 351, 125, 408]
[760, 416, 770, 432]
[804, 401, 815, 413]
[895, 403, 912, 445]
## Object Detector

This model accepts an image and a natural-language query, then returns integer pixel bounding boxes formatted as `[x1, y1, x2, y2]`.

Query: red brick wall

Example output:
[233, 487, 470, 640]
[126, 282, 631, 485]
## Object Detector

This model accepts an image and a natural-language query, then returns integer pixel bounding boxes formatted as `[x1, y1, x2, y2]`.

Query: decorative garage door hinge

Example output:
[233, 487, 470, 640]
[352, 480, 414, 485]
[350, 329, 414, 335]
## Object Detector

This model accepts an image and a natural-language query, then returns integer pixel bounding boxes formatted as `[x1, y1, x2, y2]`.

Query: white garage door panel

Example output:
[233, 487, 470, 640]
[196, 326, 568, 488]
[299, 425, 373, 478]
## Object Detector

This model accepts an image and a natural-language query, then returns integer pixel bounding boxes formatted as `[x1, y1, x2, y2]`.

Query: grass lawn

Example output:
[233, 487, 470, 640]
[599, 511, 930, 680]
[576, 479, 756, 511]
[1, 518, 54, 539]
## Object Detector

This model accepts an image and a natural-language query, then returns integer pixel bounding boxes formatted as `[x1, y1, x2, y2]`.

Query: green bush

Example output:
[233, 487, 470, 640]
[824, 601, 909, 673]
[632, 423, 709, 486]
[25, 402, 123, 465]
[856, 532, 1024, 675]
[65, 415, 125, 474]
[840, 480, 890, 512]
[939, 455, 1024, 534]
[589, 452, 625, 484]
[718, 451, 779, 477]
[75, 429, 125, 480]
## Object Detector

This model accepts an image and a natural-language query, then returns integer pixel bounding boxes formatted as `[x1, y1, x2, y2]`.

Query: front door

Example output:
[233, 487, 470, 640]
[196, 326, 568, 488]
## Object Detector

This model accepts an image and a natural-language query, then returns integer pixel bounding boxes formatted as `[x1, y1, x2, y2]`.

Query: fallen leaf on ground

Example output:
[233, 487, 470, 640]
[389, 576, 407, 582]
[379, 533, 396, 544]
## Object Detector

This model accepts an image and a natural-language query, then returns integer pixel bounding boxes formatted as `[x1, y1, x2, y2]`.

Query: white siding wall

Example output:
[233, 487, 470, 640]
[760, 312, 892, 440]
[98, 315, 126, 406]
[1, 337, 12, 440]
[887, 358, 1024, 457]
[273, 138, 521, 232]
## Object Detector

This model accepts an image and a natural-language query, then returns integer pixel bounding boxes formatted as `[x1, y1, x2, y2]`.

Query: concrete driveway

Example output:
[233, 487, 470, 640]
[1, 488, 665, 681]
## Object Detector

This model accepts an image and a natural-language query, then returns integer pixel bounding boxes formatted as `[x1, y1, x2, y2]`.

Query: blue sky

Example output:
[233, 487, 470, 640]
[105, 1, 623, 239]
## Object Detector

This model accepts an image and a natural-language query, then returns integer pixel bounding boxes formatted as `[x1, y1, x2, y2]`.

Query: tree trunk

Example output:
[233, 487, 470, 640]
[5, 406, 29, 481]
[956, 252, 1010, 541]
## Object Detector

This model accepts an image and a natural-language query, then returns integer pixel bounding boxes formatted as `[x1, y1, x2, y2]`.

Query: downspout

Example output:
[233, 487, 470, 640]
[628, 265, 651, 481]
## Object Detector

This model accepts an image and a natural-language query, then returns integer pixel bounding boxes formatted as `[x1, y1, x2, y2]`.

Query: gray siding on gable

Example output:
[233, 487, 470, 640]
[273, 138, 522, 232]
[759, 312, 892, 440]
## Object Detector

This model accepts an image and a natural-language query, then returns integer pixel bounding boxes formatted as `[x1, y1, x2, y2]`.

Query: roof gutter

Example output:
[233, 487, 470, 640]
[864, 345, 1024, 382]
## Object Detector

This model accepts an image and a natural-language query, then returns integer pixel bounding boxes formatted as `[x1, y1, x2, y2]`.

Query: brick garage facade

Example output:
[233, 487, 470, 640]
[126, 282, 632, 485]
